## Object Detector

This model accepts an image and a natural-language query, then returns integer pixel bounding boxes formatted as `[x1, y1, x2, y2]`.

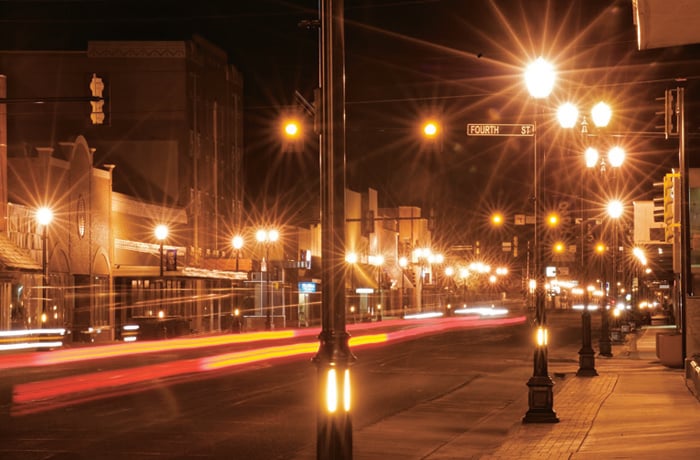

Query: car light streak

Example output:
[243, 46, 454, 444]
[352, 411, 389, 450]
[11, 315, 526, 416]
[0, 328, 66, 351]
[0, 329, 298, 370]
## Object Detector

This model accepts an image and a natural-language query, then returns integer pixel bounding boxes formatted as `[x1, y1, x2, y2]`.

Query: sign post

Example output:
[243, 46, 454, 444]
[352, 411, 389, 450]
[466, 123, 535, 137]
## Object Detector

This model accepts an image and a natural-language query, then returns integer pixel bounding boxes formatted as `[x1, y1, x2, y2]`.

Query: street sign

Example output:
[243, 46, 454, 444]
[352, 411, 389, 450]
[466, 123, 535, 137]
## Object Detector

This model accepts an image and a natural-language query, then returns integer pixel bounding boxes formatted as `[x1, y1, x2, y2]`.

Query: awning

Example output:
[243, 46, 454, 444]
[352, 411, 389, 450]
[0, 234, 42, 272]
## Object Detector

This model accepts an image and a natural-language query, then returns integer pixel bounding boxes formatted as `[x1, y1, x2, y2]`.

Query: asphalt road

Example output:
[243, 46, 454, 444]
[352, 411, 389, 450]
[0, 311, 586, 459]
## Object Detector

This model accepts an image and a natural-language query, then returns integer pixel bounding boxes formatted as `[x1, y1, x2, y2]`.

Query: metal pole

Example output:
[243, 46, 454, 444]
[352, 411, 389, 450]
[314, 1, 354, 458]
[578, 150, 597, 376]
[42, 226, 48, 327]
[159, 240, 164, 277]
[599, 224, 613, 357]
[678, 86, 690, 361]
[523, 103, 558, 424]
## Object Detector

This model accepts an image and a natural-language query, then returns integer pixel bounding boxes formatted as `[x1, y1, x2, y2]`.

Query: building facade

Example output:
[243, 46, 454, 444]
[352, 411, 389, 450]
[0, 35, 245, 269]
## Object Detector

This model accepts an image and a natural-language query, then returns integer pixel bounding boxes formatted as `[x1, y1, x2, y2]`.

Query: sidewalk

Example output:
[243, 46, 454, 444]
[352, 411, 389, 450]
[434, 325, 700, 459]
[341, 325, 700, 460]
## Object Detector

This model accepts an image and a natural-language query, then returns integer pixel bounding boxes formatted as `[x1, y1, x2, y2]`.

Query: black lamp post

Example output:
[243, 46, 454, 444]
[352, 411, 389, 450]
[155, 224, 168, 278]
[522, 57, 558, 424]
[36, 207, 53, 327]
[313, 1, 355, 458]
[232, 235, 243, 272]
[256, 228, 279, 326]
[399, 256, 408, 317]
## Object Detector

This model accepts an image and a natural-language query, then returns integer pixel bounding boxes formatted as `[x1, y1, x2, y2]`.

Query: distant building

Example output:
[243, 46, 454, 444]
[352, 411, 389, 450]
[0, 35, 245, 268]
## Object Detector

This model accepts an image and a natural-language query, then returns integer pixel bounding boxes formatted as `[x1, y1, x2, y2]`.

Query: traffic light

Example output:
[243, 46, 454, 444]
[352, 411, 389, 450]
[656, 89, 678, 139]
[89, 73, 106, 125]
[663, 172, 680, 242]
[652, 181, 664, 223]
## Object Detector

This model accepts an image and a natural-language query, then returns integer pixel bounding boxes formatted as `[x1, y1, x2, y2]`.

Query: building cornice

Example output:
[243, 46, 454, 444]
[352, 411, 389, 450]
[88, 41, 187, 59]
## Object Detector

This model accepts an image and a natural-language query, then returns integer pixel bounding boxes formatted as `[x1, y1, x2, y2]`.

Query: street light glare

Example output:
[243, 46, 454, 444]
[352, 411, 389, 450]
[232, 235, 244, 250]
[423, 121, 438, 137]
[591, 102, 612, 128]
[557, 102, 578, 128]
[608, 146, 625, 168]
[284, 120, 299, 137]
[155, 224, 168, 241]
[584, 147, 599, 168]
[607, 200, 624, 219]
[524, 57, 555, 99]
[36, 207, 54, 226]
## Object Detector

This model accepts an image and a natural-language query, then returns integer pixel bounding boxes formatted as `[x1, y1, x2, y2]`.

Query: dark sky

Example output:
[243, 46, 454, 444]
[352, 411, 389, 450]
[1, 0, 699, 242]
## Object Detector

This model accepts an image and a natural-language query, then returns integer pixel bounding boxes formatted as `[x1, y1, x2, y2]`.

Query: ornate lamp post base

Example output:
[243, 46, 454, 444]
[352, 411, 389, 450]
[577, 310, 598, 376]
[523, 375, 559, 424]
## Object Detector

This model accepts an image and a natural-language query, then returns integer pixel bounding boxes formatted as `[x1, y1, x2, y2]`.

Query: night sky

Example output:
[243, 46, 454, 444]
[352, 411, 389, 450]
[1, 0, 699, 244]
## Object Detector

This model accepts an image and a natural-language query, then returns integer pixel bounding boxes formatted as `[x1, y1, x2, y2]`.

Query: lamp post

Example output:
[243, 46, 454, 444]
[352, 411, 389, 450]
[413, 248, 431, 311]
[399, 256, 408, 317]
[155, 224, 168, 278]
[604, 199, 624, 353]
[256, 228, 279, 325]
[232, 234, 244, 272]
[522, 57, 558, 424]
[557, 100, 613, 377]
[35, 207, 53, 327]
[345, 252, 358, 315]
[583, 142, 624, 359]
[369, 254, 384, 320]
[313, 1, 355, 457]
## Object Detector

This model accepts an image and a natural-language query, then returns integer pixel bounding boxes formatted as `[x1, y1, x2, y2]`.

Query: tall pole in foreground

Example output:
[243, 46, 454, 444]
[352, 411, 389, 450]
[313, 1, 355, 458]
[523, 58, 558, 424]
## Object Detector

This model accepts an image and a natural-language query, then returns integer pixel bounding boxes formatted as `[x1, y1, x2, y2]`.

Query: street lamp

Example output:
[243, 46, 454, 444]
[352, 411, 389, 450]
[35, 207, 53, 326]
[312, 2, 355, 457]
[232, 235, 244, 272]
[256, 228, 279, 327]
[598, 199, 623, 357]
[523, 57, 558, 424]
[345, 252, 358, 314]
[413, 248, 432, 311]
[399, 256, 408, 316]
[369, 254, 384, 320]
[557, 100, 615, 378]
[422, 120, 439, 137]
[155, 224, 168, 277]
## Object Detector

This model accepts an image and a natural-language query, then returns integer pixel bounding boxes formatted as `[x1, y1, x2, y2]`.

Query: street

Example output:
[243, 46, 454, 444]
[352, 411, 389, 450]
[0, 310, 588, 459]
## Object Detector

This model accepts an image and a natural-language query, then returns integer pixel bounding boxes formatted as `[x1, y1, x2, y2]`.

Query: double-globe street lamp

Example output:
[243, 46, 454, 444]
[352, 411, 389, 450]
[556, 100, 617, 375]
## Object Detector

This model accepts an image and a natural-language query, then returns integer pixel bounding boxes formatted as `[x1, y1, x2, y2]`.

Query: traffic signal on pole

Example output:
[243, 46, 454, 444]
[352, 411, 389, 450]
[656, 89, 678, 139]
[652, 181, 665, 224]
[89, 73, 106, 125]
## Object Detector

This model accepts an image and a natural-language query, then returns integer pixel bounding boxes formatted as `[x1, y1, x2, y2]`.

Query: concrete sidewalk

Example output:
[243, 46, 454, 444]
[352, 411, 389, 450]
[430, 325, 700, 460]
[338, 325, 700, 460]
